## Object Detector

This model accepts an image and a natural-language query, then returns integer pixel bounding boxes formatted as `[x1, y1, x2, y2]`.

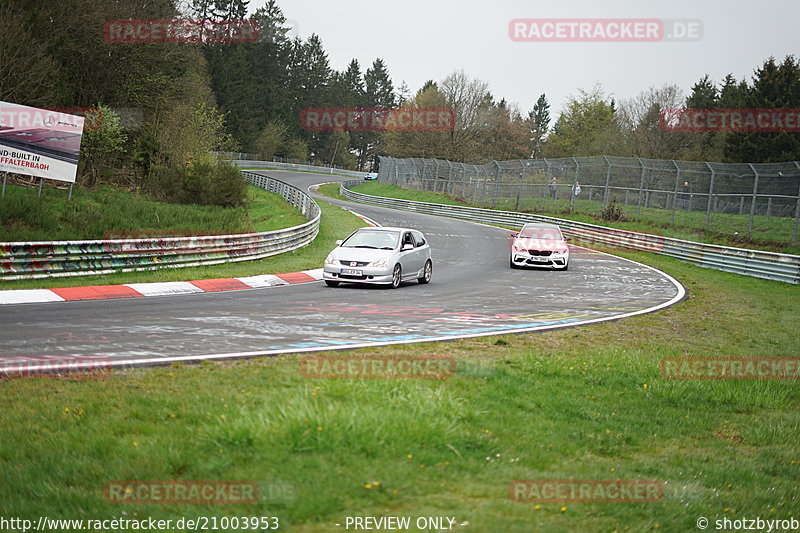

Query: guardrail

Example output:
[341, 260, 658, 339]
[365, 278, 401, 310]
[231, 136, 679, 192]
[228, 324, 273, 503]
[229, 159, 369, 180]
[0, 172, 320, 281]
[340, 181, 800, 284]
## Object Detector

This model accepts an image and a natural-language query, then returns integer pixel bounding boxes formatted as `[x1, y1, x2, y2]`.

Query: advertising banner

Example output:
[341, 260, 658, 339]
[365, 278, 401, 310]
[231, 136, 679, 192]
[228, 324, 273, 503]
[0, 101, 85, 184]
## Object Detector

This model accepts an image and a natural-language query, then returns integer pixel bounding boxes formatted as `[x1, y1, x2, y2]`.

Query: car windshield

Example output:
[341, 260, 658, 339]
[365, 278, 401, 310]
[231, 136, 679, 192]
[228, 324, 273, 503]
[518, 227, 563, 241]
[341, 230, 399, 250]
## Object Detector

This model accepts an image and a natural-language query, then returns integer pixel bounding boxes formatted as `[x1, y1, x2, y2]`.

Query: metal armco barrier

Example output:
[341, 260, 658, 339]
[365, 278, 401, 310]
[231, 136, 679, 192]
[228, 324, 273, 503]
[340, 181, 800, 284]
[229, 159, 369, 180]
[0, 172, 320, 281]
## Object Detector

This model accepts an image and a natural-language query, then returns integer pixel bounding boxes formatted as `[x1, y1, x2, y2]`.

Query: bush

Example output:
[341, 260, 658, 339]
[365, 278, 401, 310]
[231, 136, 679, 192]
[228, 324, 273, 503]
[600, 200, 626, 222]
[151, 162, 247, 207]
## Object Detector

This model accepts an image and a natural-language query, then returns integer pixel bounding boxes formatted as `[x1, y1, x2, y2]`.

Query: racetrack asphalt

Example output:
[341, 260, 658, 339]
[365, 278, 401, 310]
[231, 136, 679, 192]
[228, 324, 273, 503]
[0, 170, 685, 372]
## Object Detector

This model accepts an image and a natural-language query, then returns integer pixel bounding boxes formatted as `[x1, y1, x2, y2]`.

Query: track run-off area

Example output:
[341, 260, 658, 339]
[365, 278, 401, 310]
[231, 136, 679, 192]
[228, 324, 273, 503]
[0, 170, 685, 370]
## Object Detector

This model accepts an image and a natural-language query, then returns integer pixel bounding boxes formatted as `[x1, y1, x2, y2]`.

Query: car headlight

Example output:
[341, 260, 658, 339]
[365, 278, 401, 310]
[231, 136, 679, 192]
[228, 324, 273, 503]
[325, 254, 337, 265]
[370, 258, 389, 267]
[513, 244, 527, 252]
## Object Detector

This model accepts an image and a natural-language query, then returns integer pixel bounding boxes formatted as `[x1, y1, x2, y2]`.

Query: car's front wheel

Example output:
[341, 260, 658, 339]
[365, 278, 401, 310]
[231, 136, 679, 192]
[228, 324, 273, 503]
[390, 264, 402, 289]
[325, 280, 340, 287]
[418, 260, 432, 284]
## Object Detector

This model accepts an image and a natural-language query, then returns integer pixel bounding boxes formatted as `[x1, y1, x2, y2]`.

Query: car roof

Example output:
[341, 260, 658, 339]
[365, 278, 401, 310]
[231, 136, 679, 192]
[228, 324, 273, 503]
[520, 222, 562, 230]
[356, 226, 416, 233]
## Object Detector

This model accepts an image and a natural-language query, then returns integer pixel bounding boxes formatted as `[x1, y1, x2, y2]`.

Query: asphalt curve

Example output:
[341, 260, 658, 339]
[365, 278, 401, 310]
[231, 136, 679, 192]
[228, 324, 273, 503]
[0, 171, 684, 370]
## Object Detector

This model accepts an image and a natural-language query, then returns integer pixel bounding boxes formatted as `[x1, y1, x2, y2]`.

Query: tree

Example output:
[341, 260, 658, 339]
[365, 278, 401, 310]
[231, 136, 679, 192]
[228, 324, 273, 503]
[360, 58, 394, 169]
[253, 121, 287, 160]
[618, 84, 695, 159]
[686, 75, 718, 108]
[0, 4, 57, 105]
[545, 86, 616, 157]
[527, 94, 550, 158]
[682, 75, 722, 160]
[439, 70, 491, 162]
[384, 83, 450, 160]
[396, 81, 411, 106]
[725, 56, 800, 163]
[79, 106, 128, 187]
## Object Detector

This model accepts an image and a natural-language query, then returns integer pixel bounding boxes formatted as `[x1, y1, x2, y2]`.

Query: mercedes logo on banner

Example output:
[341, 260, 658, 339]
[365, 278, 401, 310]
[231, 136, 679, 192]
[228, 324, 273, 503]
[43, 115, 56, 127]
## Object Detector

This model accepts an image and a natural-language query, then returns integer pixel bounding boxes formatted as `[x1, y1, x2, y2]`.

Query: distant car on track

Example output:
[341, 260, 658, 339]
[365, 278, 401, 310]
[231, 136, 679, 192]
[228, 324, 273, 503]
[364, 172, 378, 181]
[323, 227, 432, 288]
[510, 222, 570, 270]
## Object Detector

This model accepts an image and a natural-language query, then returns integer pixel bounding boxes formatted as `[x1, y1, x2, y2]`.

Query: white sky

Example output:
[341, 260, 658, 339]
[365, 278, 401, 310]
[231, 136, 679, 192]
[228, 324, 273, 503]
[254, 0, 799, 115]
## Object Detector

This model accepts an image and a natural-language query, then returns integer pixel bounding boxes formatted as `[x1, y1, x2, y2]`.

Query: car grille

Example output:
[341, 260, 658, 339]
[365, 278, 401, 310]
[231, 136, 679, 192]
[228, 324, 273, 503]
[339, 260, 370, 267]
[528, 250, 552, 256]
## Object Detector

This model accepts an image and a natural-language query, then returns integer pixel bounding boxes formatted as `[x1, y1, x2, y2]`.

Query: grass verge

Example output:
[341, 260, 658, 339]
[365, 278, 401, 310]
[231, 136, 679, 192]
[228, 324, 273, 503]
[0, 194, 366, 290]
[0, 252, 797, 531]
[0, 183, 306, 241]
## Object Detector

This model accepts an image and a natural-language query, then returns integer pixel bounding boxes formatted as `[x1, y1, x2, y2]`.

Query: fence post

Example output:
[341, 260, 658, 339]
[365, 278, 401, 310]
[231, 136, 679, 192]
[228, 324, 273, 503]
[543, 159, 551, 210]
[38, 177, 43, 199]
[602, 156, 611, 208]
[446, 160, 452, 195]
[516, 162, 525, 212]
[471, 165, 479, 204]
[671, 160, 681, 225]
[570, 157, 579, 214]
[636, 158, 645, 217]
[793, 162, 800, 244]
[705, 162, 715, 229]
[1, 171, 6, 198]
[748, 163, 759, 236]
[493, 161, 501, 207]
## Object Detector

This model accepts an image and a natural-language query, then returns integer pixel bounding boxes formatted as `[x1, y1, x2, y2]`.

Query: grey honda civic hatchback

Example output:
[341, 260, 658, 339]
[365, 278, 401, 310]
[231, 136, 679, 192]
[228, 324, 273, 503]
[323, 227, 433, 288]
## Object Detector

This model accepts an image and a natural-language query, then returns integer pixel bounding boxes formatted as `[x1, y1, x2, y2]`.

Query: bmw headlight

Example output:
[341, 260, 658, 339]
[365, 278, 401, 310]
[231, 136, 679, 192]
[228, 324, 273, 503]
[370, 258, 389, 267]
[325, 254, 337, 265]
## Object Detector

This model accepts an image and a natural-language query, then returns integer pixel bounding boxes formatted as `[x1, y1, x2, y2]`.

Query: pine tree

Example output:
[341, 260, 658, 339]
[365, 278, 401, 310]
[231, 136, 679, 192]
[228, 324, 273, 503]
[528, 93, 550, 158]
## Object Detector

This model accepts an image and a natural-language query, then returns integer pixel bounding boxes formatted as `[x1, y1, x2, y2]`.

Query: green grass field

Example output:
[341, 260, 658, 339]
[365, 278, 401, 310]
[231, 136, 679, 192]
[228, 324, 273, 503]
[352, 182, 800, 255]
[0, 183, 307, 242]
[1, 252, 797, 532]
[0, 186, 366, 290]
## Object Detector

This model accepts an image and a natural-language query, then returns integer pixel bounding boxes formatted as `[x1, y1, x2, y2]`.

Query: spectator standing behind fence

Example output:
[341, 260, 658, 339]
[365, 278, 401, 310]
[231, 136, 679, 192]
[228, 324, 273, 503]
[549, 177, 558, 199]
[680, 181, 691, 209]
[573, 181, 581, 197]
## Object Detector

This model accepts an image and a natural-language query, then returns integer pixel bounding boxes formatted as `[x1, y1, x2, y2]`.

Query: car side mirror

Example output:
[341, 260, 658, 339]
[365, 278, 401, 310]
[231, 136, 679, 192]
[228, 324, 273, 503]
[511, 233, 519, 238]
[402, 243, 414, 251]
[564, 237, 571, 242]
[335, 240, 343, 246]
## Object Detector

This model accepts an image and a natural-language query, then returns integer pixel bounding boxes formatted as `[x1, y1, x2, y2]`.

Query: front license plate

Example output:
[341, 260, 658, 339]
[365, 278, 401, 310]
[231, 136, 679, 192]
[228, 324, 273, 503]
[341, 269, 363, 276]
[530, 257, 547, 262]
